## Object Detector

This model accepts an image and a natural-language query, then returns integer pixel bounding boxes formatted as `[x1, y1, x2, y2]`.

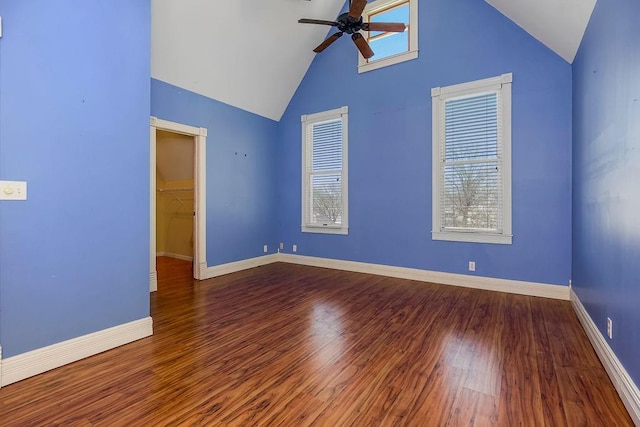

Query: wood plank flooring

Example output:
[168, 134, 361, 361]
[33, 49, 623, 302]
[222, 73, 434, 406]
[0, 257, 633, 425]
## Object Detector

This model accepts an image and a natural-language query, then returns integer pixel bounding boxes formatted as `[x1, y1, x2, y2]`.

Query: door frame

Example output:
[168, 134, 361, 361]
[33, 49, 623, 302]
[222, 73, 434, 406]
[150, 117, 207, 291]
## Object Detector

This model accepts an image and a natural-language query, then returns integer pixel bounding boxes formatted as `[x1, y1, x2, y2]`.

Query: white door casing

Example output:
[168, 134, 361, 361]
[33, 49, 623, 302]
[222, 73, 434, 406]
[150, 117, 207, 291]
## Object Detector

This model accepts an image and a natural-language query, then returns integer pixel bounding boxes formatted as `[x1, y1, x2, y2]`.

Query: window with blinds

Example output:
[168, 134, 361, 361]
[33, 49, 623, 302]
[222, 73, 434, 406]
[301, 107, 348, 234]
[431, 74, 512, 244]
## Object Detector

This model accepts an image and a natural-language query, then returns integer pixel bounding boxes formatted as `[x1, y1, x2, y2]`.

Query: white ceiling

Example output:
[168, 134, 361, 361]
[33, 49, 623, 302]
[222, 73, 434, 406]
[486, 0, 596, 63]
[151, 0, 344, 121]
[151, 0, 596, 122]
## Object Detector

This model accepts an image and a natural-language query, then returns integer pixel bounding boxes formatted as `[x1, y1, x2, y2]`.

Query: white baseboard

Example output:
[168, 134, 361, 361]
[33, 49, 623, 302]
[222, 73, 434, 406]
[202, 253, 279, 279]
[0, 317, 153, 387]
[571, 289, 640, 425]
[199, 253, 567, 300]
[278, 253, 569, 300]
[156, 252, 193, 262]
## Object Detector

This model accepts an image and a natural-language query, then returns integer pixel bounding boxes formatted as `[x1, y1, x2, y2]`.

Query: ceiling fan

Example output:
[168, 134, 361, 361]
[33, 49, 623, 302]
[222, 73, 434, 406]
[299, 0, 406, 59]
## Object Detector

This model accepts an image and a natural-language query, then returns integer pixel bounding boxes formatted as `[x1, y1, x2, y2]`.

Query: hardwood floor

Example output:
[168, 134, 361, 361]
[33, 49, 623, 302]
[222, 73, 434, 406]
[0, 257, 633, 425]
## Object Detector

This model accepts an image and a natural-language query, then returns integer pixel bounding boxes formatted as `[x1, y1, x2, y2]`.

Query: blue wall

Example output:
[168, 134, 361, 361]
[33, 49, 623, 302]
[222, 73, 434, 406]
[151, 80, 278, 266]
[277, 0, 572, 286]
[0, 1, 151, 357]
[572, 0, 640, 386]
[5, 1, 633, 390]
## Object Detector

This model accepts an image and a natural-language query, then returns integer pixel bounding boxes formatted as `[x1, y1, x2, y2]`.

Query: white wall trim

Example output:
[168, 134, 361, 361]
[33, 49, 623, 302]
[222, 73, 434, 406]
[202, 254, 280, 279]
[156, 252, 193, 262]
[0, 317, 152, 387]
[197, 253, 567, 300]
[150, 271, 158, 293]
[150, 122, 158, 292]
[570, 289, 640, 425]
[277, 253, 569, 300]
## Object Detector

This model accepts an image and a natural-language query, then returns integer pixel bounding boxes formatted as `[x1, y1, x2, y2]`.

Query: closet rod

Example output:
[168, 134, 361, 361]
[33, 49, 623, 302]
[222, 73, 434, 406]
[157, 187, 194, 192]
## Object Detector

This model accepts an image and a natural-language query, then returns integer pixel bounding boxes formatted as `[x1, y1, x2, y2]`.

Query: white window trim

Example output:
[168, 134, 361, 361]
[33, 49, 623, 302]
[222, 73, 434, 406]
[358, 0, 418, 74]
[431, 73, 513, 245]
[301, 106, 349, 235]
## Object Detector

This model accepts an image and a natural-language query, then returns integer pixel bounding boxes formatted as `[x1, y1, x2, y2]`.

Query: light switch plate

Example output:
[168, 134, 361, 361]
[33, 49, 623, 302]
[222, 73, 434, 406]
[0, 181, 27, 200]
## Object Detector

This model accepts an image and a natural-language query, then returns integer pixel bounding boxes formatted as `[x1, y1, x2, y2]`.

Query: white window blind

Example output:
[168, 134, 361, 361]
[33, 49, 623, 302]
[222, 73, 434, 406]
[441, 92, 502, 231]
[432, 74, 512, 244]
[302, 107, 348, 234]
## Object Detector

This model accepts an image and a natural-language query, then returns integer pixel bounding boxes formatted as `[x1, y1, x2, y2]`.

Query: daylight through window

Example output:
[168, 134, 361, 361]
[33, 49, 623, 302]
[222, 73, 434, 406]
[359, 0, 418, 73]
[367, 2, 409, 60]
[301, 107, 349, 235]
[432, 74, 512, 244]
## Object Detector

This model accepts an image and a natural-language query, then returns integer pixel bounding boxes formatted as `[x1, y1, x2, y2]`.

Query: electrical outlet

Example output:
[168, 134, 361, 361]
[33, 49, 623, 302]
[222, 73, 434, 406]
[607, 317, 613, 339]
[293, 244, 297, 253]
[468, 261, 475, 272]
[263, 245, 268, 253]
[279, 242, 284, 250]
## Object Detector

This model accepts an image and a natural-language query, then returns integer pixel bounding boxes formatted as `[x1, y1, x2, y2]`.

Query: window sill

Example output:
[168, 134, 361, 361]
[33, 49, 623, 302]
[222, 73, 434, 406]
[302, 225, 349, 235]
[358, 49, 418, 74]
[432, 231, 512, 245]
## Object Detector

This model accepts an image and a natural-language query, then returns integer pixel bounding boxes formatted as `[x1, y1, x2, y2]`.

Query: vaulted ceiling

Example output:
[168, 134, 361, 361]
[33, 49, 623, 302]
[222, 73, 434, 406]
[486, 0, 596, 64]
[151, 0, 596, 122]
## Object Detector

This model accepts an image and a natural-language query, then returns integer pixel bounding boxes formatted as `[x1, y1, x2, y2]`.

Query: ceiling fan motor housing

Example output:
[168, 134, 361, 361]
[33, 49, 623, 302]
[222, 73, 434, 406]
[336, 12, 364, 34]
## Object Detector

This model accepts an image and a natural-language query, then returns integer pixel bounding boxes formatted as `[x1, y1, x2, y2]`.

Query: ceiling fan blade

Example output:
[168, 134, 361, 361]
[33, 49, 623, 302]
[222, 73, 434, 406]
[298, 18, 339, 26]
[348, 0, 368, 20]
[352, 33, 374, 59]
[313, 32, 343, 53]
[363, 22, 406, 32]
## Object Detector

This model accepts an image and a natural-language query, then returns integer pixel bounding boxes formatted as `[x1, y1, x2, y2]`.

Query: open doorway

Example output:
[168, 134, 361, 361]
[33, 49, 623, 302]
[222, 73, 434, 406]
[150, 117, 207, 292]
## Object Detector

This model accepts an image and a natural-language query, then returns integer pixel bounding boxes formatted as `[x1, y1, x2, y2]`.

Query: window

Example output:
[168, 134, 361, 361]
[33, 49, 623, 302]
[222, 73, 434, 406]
[301, 106, 348, 235]
[358, 0, 418, 74]
[431, 73, 512, 244]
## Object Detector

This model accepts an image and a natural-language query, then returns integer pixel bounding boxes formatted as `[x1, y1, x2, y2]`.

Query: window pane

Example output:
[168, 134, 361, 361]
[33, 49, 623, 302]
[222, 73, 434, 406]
[442, 162, 499, 230]
[311, 174, 342, 225]
[369, 31, 409, 59]
[368, 2, 409, 61]
[371, 3, 408, 24]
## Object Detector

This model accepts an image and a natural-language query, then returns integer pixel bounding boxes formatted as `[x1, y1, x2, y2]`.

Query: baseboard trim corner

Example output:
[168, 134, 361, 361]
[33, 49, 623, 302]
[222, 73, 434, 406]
[202, 253, 279, 279]
[570, 289, 640, 425]
[0, 317, 153, 387]
[277, 253, 569, 300]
